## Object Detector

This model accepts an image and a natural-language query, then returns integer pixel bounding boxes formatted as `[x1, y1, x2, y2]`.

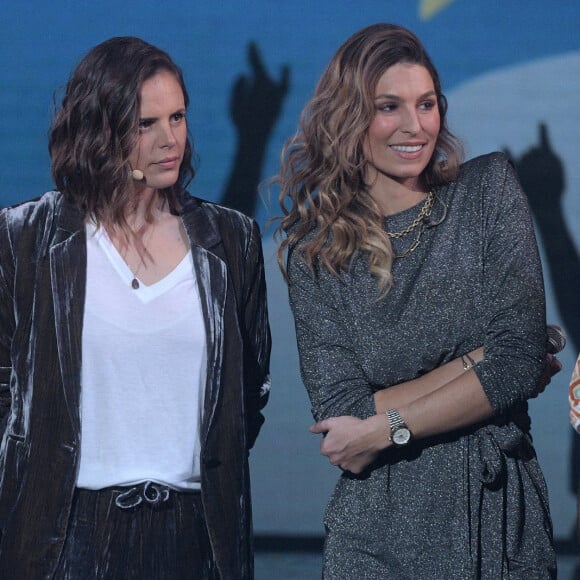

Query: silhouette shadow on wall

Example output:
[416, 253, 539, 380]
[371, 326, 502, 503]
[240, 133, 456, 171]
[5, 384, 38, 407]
[219, 41, 290, 217]
[507, 122, 580, 557]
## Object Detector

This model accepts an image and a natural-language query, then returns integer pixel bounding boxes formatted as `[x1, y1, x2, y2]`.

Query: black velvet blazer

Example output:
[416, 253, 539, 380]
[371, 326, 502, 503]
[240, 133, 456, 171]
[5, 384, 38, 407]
[0, 191, 271, 579]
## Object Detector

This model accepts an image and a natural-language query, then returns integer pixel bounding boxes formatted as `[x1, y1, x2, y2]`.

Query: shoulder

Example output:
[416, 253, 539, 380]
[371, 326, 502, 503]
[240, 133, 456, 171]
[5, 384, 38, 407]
[458, 151, 514, 182]
[1, 191, 62, 223]
[181, 192, 258, 235]
[285, 224, 315, 269]
[286, 226, 335, 290]
[0, 191, 65, 242]
[452, 152, 523, 207]
[180, 193, 263, 266]
[0, 192, 68, 275]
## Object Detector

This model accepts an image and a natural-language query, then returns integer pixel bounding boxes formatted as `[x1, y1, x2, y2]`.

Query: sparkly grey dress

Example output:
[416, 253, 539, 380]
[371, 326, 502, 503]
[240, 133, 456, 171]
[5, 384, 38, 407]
[287, 153, 556, 579]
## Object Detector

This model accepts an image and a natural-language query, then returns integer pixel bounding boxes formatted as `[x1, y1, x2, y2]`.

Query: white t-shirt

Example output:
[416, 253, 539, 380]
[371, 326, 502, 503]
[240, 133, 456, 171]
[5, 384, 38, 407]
[77, 224, 207, 490]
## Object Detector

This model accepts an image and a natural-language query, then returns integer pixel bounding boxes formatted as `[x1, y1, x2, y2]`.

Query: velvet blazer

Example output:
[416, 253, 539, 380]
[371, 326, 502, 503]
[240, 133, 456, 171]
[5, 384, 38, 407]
[0, 190, 271, 579]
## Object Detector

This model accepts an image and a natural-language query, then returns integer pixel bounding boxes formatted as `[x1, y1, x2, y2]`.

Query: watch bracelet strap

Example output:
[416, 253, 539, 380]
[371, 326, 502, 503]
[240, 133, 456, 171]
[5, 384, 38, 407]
[386, 408, 407, 435]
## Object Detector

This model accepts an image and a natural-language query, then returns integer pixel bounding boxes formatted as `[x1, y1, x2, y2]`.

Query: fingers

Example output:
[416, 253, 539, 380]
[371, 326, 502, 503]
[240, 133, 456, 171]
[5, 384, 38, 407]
[538, 122, 551, 151]
[247, 40, 291, 93]
[309, 420, 329, 434]
[545, 353, 562, 377]
[248, 41, 267, 79]
[502, 146, 514, 163]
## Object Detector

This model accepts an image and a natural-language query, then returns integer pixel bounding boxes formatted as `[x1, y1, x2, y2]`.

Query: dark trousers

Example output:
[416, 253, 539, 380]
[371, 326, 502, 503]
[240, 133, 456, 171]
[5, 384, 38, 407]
[54, 482, 219, 579]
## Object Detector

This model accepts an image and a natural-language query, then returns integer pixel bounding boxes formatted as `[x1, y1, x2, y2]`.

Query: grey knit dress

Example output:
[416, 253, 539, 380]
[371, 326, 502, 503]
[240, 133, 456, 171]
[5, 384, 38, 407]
[287, 153, 556, 579]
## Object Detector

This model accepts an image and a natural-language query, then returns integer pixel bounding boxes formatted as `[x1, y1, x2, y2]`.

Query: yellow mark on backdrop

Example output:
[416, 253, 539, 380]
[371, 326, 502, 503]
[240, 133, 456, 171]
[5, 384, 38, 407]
[419, 0, 458, 20]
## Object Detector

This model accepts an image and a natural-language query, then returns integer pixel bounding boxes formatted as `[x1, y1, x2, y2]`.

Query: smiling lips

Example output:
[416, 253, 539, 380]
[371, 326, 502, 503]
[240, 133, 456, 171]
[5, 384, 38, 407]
[390, 144, 424, 153]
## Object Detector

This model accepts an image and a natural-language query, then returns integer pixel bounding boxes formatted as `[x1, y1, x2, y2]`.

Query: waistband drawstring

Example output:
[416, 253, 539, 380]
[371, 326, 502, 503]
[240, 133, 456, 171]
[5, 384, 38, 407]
[114, 481, 171, 510]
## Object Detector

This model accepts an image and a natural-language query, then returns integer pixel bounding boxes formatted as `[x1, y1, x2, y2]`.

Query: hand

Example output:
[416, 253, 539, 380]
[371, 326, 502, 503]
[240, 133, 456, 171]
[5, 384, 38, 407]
[504, 123, 564, 226]
[531, 352, 562, 398]
[230, 42, 290, 141]
[310, 415, 387, 474]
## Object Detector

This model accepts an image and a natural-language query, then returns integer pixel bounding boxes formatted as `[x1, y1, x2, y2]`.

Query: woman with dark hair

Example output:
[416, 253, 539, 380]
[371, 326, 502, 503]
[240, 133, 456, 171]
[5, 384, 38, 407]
[278, 23, 557, 578]
[0, 36, 270, 579]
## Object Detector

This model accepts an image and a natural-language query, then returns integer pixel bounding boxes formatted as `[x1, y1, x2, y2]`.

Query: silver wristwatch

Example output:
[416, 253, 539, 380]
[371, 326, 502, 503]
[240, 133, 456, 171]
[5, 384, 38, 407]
[386, 408, 412, 447]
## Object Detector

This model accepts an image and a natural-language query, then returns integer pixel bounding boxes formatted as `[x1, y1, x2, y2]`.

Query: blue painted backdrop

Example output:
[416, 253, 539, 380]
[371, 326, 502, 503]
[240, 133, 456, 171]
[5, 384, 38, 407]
[1, 0, 579, 544]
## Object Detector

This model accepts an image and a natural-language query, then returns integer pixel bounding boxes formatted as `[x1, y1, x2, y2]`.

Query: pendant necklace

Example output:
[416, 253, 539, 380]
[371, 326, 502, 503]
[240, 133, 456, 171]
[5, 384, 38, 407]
[127, 222, 156, 290]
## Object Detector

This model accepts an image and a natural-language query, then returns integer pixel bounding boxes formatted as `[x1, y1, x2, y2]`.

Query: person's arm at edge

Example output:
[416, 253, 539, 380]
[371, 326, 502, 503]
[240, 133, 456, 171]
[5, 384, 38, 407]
[0, 209, 14, 438]
[242, 219, 272, 449]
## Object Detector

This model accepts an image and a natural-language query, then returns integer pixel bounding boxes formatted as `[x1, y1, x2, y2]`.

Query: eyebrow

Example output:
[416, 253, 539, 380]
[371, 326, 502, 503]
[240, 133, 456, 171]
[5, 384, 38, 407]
[139, 108, 187, 121]
[374, 90, 437, 101]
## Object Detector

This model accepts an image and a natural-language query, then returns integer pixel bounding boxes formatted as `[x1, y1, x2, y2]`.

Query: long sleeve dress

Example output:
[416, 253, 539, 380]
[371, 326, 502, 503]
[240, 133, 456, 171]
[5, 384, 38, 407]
[287, 153, 556, 579]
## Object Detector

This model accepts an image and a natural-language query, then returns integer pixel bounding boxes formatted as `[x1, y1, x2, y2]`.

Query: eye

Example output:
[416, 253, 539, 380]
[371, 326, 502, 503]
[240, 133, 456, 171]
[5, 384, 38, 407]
[171, 111, 186, 124]
[376, 102, 397, 113]
[138, 118, 154, 131]
[419, 99, 437, 111]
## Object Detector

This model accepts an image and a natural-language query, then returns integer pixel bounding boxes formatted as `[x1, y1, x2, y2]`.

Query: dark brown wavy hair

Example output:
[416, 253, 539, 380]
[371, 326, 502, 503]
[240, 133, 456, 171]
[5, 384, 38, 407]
[49, 36, 195, 227]
[277, 23, 463, 294]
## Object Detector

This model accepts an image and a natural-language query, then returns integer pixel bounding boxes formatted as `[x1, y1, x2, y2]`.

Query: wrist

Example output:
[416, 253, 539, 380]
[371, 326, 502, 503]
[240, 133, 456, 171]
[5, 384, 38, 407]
[366, 414, 392, 451]
[386, 408, 412, 447]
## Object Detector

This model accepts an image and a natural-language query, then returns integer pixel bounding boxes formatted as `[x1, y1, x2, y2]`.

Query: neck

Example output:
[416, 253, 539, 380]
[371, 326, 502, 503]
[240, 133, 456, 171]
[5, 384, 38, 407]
[105, 190, 166, 248]
[366, 170, 428, 216]
[126, 190, 165, 231]
[370, 182, 428, 216]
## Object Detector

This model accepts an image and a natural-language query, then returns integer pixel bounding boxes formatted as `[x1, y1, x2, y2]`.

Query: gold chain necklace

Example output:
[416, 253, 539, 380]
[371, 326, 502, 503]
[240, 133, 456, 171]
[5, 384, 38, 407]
[394, 224, 425, 258]
[386, 191, 435, 259]
[386, 191, 434, 239]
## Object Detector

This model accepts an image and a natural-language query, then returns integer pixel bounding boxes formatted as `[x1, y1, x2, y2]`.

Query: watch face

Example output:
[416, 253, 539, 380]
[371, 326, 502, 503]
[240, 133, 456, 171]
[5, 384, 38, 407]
[393, 427, 411, 446]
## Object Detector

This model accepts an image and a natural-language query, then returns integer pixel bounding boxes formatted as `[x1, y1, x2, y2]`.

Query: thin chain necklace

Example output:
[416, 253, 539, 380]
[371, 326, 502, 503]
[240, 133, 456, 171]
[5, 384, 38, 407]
[127, 222, 157, 290]
[386, 191, 434, 258]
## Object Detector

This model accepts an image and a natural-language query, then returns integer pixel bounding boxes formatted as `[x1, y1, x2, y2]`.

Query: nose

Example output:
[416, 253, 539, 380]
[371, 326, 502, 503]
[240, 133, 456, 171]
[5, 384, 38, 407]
[401, 106, 421, 134]
[159, 122, 177, 148]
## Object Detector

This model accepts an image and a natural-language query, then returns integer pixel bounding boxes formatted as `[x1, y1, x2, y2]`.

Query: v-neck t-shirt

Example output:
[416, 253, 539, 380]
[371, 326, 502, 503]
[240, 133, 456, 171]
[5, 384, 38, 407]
[77, 223, 207, 490]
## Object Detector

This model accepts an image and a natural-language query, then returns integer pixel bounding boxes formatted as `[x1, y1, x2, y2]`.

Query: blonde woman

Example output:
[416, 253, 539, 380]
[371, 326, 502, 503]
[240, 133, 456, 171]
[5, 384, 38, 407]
[278, 23, 556, 578]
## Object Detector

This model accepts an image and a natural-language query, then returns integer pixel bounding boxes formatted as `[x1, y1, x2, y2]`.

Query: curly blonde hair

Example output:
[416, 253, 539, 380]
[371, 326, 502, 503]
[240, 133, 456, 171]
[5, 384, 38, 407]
[276, 23, 463, 294]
